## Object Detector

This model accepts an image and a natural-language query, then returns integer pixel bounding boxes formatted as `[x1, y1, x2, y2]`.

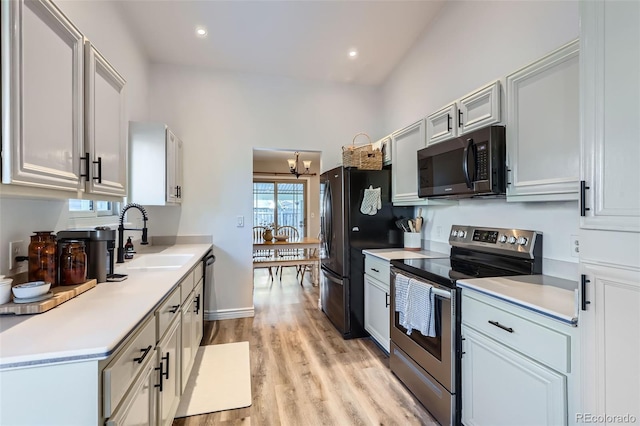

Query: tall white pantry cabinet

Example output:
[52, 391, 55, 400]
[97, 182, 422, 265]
[579, 0, 640, 423]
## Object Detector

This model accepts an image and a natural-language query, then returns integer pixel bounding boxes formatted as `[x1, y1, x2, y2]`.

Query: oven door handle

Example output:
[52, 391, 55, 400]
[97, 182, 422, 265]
[432, 287, 452, 300]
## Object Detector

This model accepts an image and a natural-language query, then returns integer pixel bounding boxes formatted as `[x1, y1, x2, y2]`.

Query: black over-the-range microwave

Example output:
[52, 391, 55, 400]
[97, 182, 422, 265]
[417, 125, 506, 199]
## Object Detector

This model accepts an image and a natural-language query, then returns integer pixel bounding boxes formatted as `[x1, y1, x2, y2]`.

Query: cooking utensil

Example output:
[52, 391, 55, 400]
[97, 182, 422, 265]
[396, 219, 408, 232]
[416, 208, 423, 232]
[408, 219, 416, 233]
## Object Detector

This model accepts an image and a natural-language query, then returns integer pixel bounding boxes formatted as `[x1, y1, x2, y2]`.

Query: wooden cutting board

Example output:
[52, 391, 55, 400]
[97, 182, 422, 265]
[0, 279, 97, 315]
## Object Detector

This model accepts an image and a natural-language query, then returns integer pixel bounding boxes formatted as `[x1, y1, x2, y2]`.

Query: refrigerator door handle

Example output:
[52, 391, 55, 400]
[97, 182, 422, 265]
[322, 268, 343, 285]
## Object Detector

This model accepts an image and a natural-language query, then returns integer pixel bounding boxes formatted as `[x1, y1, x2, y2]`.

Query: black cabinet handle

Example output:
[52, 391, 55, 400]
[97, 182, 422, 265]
[580, 181, 591, 217]
[175, 186, 179, 198]
[385, 293, 390, 308]
[447, 114, 452, 132]
[169, 305, 180, 314]
[92, 157, 102, 183]
[133, 345, 152, 364]
[458, 110, 463, 128]
[195, 295, 201, 315]
[177, 186, 181, 198]
[80, 153, 90, 181]
[371, 268, 380, 273]
[154, 362, 164, 392]
[581, 274, 591, 311]
[161, 352, 170, 380]
[488, 320, 513, 333]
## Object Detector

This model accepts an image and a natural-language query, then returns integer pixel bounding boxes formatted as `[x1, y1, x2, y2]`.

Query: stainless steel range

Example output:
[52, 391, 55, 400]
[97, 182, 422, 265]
[389, 225, 542, 425]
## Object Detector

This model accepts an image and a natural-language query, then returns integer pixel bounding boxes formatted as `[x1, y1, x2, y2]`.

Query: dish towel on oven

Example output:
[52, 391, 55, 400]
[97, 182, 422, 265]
[360, 185, 381, 215]
[395, 273, 436, 337]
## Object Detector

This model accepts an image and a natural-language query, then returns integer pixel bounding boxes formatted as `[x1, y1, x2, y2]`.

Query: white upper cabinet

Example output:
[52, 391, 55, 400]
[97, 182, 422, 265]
[391, 119, 425, 205]
[165, 130, 183, 204]
[85, 42, 127, 197]
[580, 0, 640, 232]
[458, 81, 501, 134]
[426, 103, 456, 146]
[129, 122, 184, 206]
[426, 81, 501, 147]
[506, 40, 580, 202]
[1, 0, 84, 191]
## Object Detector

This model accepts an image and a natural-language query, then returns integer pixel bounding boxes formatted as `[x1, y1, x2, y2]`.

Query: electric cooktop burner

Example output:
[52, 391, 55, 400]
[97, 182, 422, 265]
[391, 225, 544, 288]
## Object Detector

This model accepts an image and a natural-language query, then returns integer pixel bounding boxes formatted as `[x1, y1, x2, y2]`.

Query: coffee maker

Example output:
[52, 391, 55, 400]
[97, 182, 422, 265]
[57, 227, 116, 283]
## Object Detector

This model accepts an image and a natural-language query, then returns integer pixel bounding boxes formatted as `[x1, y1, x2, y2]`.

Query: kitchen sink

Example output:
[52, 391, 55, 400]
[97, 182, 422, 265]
[124, 254, 194, 270]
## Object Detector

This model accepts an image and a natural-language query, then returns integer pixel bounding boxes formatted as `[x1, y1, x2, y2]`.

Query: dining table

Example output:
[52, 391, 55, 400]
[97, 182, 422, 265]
[253, 237, 321, 285]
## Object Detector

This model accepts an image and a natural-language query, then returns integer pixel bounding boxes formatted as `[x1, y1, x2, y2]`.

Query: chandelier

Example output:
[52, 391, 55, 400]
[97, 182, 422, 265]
[287, 152, 311, 178]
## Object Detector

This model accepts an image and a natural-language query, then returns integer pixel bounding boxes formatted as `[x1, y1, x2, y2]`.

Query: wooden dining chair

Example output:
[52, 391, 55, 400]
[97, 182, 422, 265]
[253, 226, 274, 281]
[274, 225, 302, 280]
[299, 232, 320, 284]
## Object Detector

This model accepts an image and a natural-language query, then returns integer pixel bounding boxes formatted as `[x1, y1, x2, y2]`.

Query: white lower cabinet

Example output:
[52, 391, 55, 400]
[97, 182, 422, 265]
[364, 254, 391, 352]
[364, 274, 390, 353]
[461, 290, 577, 426]
[462, 326, 566, 426]
[157, 317, 181, 426]
[106, 354, 156, 426]
[580, 262, 640, 422]
[181, 292, 196, 392]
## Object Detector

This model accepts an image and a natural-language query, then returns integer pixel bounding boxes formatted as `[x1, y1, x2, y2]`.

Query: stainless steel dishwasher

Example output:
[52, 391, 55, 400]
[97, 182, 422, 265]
[203, 250, 215, 321]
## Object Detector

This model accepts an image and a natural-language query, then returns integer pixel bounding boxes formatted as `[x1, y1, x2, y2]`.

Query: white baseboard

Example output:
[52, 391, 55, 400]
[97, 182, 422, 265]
[205, 307, 255, 321]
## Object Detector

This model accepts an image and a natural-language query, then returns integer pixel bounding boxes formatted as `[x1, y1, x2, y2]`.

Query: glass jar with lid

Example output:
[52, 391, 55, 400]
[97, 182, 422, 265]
[28, 231, 57, 286]
[59, 240, 87, 286]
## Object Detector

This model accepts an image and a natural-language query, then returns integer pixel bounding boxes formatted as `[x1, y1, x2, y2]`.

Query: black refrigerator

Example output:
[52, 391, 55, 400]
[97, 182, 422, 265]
[320, 166, 413, 339]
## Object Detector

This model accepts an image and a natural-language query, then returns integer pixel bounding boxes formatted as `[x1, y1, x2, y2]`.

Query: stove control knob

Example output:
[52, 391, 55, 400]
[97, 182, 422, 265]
[458, 230, 466, 238]
[517, 236, 528, 246]
[507, 236, 517, 245]
[451, 230, 458, 237]
[498, 234, 508, 243]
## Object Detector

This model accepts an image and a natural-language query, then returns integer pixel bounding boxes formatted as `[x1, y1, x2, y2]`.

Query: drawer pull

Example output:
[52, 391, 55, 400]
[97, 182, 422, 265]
[134, 345, 152, 364]
[169, 305, 180, 314]
[371, 268, 380, 273]
[155, 363, 164, 392]
[195, 295, 201, 315]
[488, 320, 514, 333]
[385, 293, 390, 308]
[161, 352, 170, 380]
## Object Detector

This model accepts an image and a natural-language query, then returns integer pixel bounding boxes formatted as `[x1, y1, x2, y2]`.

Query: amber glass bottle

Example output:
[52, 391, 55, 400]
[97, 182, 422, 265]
[28, 231, 57, 286]
[59, 240, 87, 286]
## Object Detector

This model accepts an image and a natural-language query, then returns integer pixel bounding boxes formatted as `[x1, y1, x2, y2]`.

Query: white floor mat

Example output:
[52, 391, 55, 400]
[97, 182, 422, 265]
[175, 342, 252, 418]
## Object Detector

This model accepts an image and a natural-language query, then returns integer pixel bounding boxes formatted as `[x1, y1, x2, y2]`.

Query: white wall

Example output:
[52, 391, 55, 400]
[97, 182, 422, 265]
[380, 0, 580, 278]
[145, 65, 380, 316]
[0, 0, 148, 274]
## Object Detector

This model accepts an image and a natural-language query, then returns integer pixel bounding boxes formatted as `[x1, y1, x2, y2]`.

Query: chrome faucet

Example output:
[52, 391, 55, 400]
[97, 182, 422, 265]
[117, 203, 149, 263]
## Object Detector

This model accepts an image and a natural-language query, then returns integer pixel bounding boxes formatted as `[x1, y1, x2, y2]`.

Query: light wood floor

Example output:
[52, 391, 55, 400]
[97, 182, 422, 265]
[173, 268, 437, 426]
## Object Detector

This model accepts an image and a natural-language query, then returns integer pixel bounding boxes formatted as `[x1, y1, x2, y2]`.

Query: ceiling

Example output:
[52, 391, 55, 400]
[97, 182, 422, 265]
[117, 0, 445, 85]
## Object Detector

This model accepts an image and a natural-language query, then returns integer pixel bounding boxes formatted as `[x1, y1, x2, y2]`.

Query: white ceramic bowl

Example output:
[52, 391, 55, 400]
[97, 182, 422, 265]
[12, 281, 51, 299]
[0, 277, 13, 304]
[274, 234, 288, 241]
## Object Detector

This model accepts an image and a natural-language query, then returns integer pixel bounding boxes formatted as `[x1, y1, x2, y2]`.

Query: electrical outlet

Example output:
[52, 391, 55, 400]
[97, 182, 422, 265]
[237, 216, 244, 227]
[9, 240, 26, 271]
[570, 235, 579, 258]
[436, 226, 443, 238]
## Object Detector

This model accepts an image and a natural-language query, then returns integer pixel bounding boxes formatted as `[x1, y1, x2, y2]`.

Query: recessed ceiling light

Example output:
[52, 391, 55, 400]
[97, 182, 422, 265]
[348, 49, 358, 58]
[195, 26, 208, 38]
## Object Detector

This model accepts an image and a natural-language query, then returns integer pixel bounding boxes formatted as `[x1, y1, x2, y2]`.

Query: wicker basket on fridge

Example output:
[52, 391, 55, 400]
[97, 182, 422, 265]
[342, 133, 383, 170]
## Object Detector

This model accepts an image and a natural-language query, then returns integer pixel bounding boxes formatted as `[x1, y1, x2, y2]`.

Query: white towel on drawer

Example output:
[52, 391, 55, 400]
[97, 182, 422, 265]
[405, 278, 436, 337]
[394, 273, 411, 326]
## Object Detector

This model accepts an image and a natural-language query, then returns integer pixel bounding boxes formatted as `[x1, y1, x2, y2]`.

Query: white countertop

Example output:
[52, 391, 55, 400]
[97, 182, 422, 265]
[362, 248, 449, 261]
[457, 275, 579, 326]
[0, 243, 212, 370]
